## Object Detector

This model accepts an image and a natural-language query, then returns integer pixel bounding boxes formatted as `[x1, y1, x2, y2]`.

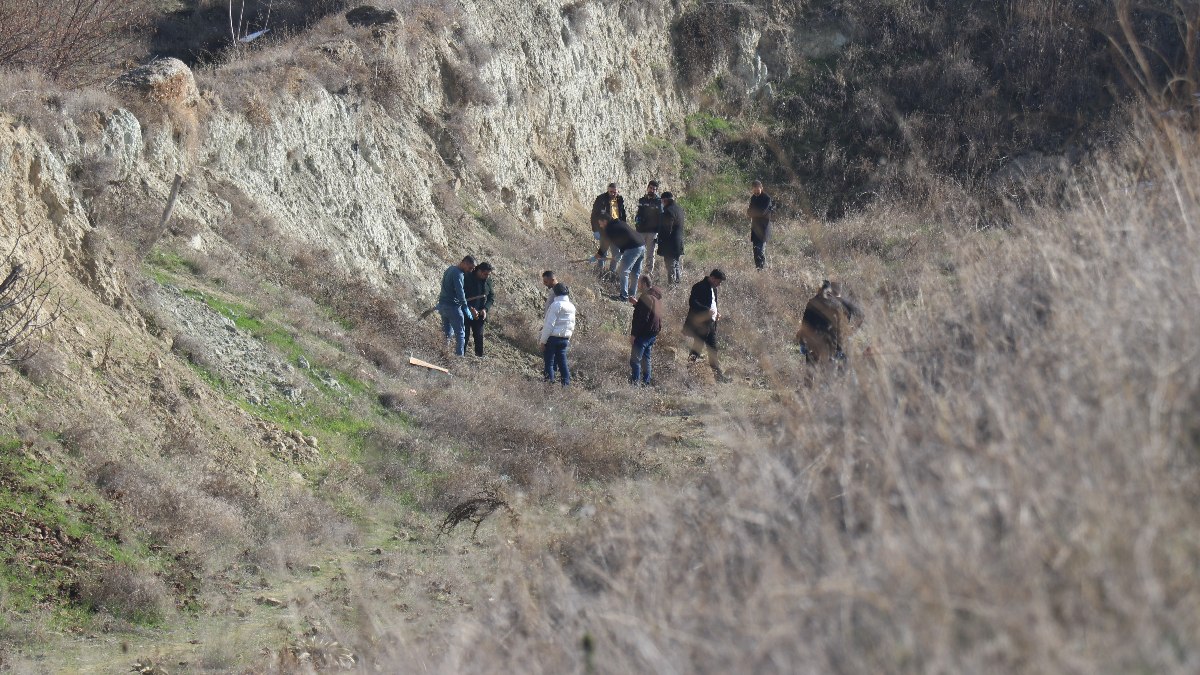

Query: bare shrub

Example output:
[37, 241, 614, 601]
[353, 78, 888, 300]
[78, 562, 171, 623]
[0, 0, 153, 83]
[15, 343, 66, 387]
[170, 333, 215, 370]
[1, 226, 68, 367]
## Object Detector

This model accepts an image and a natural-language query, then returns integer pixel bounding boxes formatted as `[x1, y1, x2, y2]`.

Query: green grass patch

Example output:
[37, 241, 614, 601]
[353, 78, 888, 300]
[0, 439, 156, 623]
[686, 112, 736, 140]
[680, 164, 749, 227]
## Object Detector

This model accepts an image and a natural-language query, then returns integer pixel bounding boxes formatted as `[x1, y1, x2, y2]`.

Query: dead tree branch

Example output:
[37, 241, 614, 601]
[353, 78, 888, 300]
[1, 225, 68, 366]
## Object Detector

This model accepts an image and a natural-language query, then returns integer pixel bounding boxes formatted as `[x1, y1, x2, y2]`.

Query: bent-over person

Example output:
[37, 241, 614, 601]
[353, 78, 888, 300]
[796, 280, 862, 365]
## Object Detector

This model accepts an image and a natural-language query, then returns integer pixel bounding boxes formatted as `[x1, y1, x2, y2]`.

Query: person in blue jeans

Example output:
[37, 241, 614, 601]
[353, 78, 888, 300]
[627, 275, 663, 386]
[436, 256, 477, 356]
[601, 219, 645, 301]
[539, 283, 576, 385]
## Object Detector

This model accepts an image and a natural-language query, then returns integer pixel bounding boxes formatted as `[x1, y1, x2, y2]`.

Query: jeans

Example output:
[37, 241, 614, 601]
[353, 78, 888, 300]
[617, 245, 645, 299]
[438, 304, 467, 356]
[465, 317, 486, 357]
[543, 336, 570, 385]
[752, 238, 767, 269]
[663, 256, 683, 284]
[751, 223, 770, 269]
[641, 232, 657, 273]
[630, 334, 657, 384]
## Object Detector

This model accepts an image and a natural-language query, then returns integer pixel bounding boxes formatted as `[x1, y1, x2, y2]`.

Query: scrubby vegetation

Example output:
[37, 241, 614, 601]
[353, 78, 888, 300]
[2, 0, 1200, 672]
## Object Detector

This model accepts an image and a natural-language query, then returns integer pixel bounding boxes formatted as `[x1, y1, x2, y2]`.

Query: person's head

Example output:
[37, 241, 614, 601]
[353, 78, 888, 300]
[475, 261, 493, 279]
[661, 191, 674, 204]
[607, 182, 618, 196]
[542, 270, 557, 288]
[638, 274, 653, 293]
[708, 268, 726, 288]
[819, 279, 833, 298]
[646, 180, 659, 195]
[751, 179, 764, 196]
[459, 255, 477, 273]
[552, 283, 569, 297]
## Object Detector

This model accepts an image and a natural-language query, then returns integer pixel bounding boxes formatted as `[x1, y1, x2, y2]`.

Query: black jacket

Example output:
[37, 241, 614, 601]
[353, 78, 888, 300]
[747, 192, 775, 241]
[684, 277, 717, 338]
[631, 287, 664, 338]
[657, 202, 685, 257]
[592, 192, 627, 231]
[601, 219, 642, 253]
[634, 194, 663, 233]
[463, 272, 495, 317]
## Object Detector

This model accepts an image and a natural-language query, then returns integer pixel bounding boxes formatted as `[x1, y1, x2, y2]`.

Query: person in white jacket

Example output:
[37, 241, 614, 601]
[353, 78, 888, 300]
[540, 283, 576, 386]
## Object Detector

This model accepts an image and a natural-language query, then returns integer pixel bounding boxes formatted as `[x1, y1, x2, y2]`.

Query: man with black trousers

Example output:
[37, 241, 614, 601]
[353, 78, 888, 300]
[657, 191, 685, 285]
[747, 180, 775, 270]
[684, 269, 728, 382]
[590, 183, 626, 265]
[634, 180, 662, 274]
[463, 261, 495, 357]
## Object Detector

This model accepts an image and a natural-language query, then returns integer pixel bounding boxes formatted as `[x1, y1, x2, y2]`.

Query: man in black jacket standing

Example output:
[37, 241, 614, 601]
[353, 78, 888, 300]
[684, 269, 728, 381]
[657, 191, 685, 285]
[590, 183, 626, 265]
[463, 262, 495, 357]
[747, 180, 775, 270]
[634, 180, 662, 274]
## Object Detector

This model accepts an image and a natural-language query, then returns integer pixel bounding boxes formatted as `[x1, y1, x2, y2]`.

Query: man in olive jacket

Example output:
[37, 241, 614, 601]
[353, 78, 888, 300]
[657, 191, 685, 285]
[590, 183, 626, 264]
[463, 262, 495, 357]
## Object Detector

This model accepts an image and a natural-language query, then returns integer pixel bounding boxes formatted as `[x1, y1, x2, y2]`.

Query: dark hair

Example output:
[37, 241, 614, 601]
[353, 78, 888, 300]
[709, 269, 726, 281]
[752, 179, 763, 188]
[476, 261, 494, 272]
[639, 274, 653, 286]
[648, 180, 659, 188]
[607, 182, 617, 189]
[552, 283, 569, 296]
[542, 270, 556, 278]
[661, 191, 674, 201]
[462, 255, 477, 265]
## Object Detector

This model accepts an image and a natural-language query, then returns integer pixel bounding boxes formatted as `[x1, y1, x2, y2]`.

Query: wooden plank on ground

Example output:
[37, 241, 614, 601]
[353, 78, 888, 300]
[409, 356, 450, 374]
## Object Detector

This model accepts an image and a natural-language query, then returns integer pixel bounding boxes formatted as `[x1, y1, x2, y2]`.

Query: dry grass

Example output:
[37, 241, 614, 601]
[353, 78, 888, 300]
[284, 119, 1200, 673]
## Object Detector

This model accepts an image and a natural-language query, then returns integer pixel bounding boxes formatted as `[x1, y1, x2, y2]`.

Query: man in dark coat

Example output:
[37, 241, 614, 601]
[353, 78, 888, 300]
[627, 275, 663, 386]
[634, 180, 662, 274]
[657, 191, 685, 285]
[590, 183, 626, 265]
[747, 180, 775, 270]
[463, 262, 495, 357]
[684, 269, 727, 381]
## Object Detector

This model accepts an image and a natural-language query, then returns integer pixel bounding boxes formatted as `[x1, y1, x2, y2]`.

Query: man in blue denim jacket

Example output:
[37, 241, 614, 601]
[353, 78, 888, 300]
[437, 256, 477, 356]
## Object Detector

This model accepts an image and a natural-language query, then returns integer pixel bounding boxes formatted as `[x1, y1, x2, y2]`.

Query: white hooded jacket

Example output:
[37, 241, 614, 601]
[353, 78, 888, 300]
[539, 294, 576, 344]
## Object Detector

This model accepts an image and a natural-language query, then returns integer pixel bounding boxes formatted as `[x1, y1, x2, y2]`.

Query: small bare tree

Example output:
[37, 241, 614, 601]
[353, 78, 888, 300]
[1, 225, 67, 366]
[0, 0, 151, 82]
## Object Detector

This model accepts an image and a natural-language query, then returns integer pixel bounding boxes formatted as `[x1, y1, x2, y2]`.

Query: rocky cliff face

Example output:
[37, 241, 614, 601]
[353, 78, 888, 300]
[1, 0, 732, 303]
